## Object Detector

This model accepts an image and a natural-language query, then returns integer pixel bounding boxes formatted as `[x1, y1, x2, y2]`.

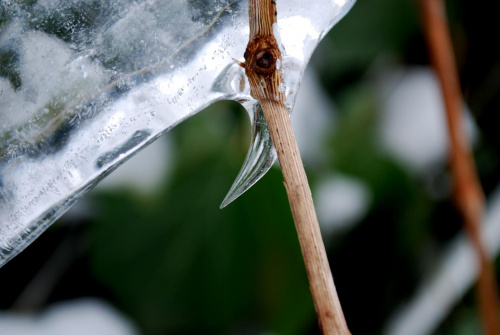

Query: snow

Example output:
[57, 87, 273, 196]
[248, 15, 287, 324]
[314, 174, 371, 234]
[0, 299, 138, 335]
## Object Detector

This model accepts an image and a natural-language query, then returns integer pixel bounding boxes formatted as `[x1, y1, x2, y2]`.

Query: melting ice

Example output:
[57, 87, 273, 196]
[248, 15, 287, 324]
[0, 0, 355, 266]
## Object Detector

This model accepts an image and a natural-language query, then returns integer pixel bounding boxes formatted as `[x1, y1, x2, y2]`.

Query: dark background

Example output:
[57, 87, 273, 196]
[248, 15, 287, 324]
[1, 0, 499, 334]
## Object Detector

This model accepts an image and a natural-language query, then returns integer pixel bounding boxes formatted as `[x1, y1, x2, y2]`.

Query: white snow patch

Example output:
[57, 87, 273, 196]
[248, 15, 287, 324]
[292, 69, 335, 166]
[314, 174, 371, 234]
[95, 135, 173, 195]
[376, 67, 477, 174]
[0, 299, 138, 335]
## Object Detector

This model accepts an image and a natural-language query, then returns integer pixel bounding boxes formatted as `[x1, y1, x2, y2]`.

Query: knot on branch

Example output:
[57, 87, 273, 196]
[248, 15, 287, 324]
[244, 35, 280, 76]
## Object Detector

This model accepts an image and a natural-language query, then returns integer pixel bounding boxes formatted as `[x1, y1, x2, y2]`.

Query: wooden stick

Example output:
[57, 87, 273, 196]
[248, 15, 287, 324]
[419, 0, 500, 334]
[242, 0, 350, 333]
[261, 101, 350, 334]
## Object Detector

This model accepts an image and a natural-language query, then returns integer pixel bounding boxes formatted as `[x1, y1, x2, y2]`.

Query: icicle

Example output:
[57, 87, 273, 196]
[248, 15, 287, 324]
[221, 102, 277, 207]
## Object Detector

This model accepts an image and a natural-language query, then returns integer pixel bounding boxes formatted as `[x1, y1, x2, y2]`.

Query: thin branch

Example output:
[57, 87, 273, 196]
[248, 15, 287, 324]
[243, 0, 350, 333]
[419, 0, 500, 333]
[386, 186, 500, 335]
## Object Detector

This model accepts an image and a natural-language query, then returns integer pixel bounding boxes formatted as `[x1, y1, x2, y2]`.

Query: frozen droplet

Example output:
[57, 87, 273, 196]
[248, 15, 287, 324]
[221, 102, 277, 208]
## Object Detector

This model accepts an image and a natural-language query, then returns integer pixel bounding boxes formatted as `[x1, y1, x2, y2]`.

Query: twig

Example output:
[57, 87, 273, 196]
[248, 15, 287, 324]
[386, 186, 500, 335]
[242, 0, 350, 333]
[419, 0, 500, 333]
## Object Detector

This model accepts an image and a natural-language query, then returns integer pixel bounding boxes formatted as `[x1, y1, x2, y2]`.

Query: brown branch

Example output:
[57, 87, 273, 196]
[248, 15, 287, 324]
[419, 0, 500, 333]
[243, 0, 350, 333]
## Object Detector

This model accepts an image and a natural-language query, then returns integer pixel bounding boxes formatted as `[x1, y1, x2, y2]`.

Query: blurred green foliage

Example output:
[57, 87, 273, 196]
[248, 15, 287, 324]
[89, 105, 315, 334]
[314, 0, 421, 88]
[1, 0, 500, 334]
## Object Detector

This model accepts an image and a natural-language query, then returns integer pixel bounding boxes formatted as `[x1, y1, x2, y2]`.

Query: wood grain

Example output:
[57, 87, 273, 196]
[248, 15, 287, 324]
[244, 0, 350, 333]
[260, 100, 350, 334]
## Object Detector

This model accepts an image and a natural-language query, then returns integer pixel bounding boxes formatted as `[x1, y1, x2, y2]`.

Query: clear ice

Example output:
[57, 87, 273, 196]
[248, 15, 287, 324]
[0, 0, 355, 266]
